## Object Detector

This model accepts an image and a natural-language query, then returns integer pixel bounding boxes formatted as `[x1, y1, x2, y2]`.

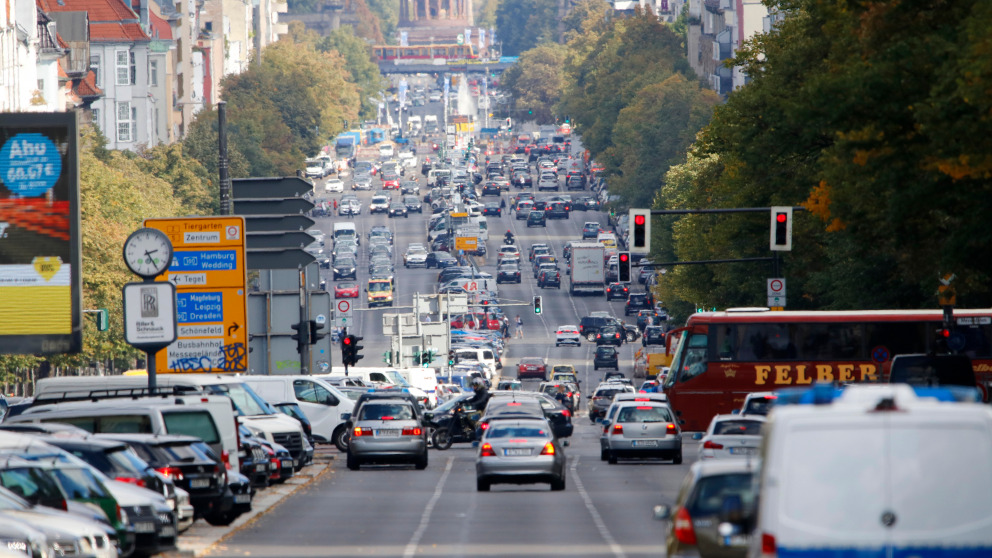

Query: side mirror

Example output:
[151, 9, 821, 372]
[423, 412, 434, 421]
[340, 412, 351, 421]
[653, 505, 672, 521]
[601, 420, 611, 428]
[691, 432, 703, 440]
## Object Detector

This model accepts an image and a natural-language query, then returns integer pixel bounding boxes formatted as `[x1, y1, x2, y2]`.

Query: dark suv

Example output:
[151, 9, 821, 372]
[625, 293, 653, 316]
[593, 346, 620, 372]
[579, 315, 621, 342]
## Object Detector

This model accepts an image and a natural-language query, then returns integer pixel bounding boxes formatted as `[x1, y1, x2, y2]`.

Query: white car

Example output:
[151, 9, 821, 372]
[398, 151, 417, 168]
[378, 143, 395, 158]
[497, 245, 521, 263]
[555, 325, 582, 347]
[369, 195, 390, 214]
[325, 178, 344, 193]
[403, 245, 429, 268]
[698, 414, 765, 460]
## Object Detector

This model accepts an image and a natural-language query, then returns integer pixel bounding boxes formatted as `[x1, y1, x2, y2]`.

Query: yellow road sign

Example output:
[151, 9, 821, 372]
[145, 217, 248, 373]
[455, 236, 478, 251]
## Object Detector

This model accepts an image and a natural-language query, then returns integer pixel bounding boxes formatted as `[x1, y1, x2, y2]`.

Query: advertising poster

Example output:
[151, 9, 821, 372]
[0, 113, 81, 354]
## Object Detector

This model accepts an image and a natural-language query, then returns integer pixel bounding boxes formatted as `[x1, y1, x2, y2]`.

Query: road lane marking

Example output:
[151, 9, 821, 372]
[570, 456, 626, 558]
[403, 456, 454, 557]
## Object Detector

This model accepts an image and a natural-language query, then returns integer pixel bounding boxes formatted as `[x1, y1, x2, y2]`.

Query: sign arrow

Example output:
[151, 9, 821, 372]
[228, 323, 240, 337]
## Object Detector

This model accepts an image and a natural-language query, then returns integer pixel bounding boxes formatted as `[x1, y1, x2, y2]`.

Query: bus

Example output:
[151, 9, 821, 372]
[661, 309, 992, 430]
[372, 44, 477, 62]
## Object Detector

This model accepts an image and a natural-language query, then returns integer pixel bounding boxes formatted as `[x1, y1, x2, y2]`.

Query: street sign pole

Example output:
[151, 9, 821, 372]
[299, 267, 309, 374]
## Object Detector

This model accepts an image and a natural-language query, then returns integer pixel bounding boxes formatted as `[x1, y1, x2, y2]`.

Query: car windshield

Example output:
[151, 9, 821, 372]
[359, 403, 415, 421]
[369, 282, 392, 292]
[206, 383, 272, 416]
[713, 420, 764, 436]
[487, 425, 550, 439]
[616, 406, 673, 423]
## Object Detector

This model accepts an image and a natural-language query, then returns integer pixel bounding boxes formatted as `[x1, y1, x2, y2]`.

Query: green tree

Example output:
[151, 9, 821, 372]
[366, 0, 398, 41]
[500, 43, 568, 123]
[495, 0, 557, 56]
[319, 26, 388, 120]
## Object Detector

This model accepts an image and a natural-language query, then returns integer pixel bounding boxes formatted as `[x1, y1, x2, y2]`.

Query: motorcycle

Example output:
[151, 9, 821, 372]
[503, 233, 515, 245]
[427, 407, 479, 450]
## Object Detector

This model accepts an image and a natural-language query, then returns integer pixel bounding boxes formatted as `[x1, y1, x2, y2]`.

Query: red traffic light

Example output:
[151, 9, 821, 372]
[619, 253, 629, 262]
[939, 328, 951, 338]
[343, 337, 352, 345]
[776, 213, 788, 223]
[634, 214, 646, 226]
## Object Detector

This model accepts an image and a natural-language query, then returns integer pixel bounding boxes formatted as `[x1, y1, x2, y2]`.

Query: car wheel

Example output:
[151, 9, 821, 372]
[586, 332, 597, 342]
[204, 509, 241, 526]
[477, 479, 491, 492]
[414, 451, 429, 470]
[346, 451, 361, 471]
[626, 332, 636, 343]
[600, 447, 609, 461]
[608, 451, 618, 465]
[333, 425, 349, 452]
[550, 476, 566, 491]
[593, 365, 599, 371]
[672, 450, 683, 465]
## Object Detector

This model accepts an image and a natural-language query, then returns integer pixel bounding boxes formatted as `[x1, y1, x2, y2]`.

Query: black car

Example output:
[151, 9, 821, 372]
[574, 196, 600, 211]
[593, 346, 620, 371]
[332, 256, 357, 280]
[484, 394, 574, 439]
[426, 250, 458, 268]
[527, 210, 547, 227]
[579, 315, 620, 341]
[430, 234, 452, 252]
[642, 325, 666, 347]
[625, 293, 653, 315]
[636, 310, 666, 331]
[596, 325, 624, 346]
[538, 269, 561, 289]
[481, 182, 503, 196]
[546, 201, 569, 219]
[400, 181, 421, 195]
[496, 264, 522, 284]
[482, 202, 502, 217]
[388, 203, 408, 218]
[403, 196, 423, 213]
[606, 282, 629, 301]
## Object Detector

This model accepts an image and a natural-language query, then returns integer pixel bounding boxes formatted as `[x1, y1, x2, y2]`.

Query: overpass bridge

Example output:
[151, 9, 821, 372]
[377, 61, 514, 75]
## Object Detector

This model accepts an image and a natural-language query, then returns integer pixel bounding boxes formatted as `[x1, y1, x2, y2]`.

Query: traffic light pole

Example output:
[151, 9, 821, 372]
[299, 267, 310, 374]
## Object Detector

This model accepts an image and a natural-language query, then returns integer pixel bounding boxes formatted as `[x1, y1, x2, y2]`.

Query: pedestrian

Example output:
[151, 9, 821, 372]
[500, 197, 506, 211]
[514, 315, 524, 339]
[333, 199, 338, 211]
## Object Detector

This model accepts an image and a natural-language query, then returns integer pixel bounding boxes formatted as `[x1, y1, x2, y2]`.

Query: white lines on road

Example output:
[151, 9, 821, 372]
[403, 456, 455, 557]
[570, 456, 626, 558]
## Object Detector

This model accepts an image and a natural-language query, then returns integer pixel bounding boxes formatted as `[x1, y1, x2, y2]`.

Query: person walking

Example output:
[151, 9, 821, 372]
[514, 315, 524, 339]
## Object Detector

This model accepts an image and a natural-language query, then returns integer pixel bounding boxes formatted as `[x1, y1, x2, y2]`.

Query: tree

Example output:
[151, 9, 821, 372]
[319, 26, 388, 120]
[365, 0, 398, 42]
[495, 0, 558, 56]
[500, 43, 568, 124]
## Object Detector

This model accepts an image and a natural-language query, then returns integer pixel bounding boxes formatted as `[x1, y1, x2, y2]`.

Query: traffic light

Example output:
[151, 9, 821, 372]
[533, 295, 542, 314]
[291, 322, 309, 354]
[308, 320, 326, 345]
[341, 334, 364, 366]
[770, 206, 793, 251]
[618, 252, 631, 283]
[96, 309, 109, 331]
[934, 327, 951, 354]
[448, 350, 456, 366]
[629, 209, 651, 254]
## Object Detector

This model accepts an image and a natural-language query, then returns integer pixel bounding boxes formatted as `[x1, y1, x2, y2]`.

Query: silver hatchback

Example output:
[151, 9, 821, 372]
[476, 418, 566, 492]
[347, 399, 428, 470]
[601, 401, 682, 464]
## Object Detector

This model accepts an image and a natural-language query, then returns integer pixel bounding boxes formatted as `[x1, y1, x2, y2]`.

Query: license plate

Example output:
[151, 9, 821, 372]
[376, 429, 401, 437]
[726, 535, 751, 547]
[190, 478, 210, 489]
[632, 440, 658, 447]
[255, 463, 267, 472]
[504, 448, 532, 456]
[730, 447, 757, 455]
[234, 493, 251, 504]
[159, 527, 176, 538]
[134, 522, 156, 533]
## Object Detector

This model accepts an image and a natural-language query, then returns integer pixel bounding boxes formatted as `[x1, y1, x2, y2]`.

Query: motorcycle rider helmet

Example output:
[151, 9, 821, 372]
[472, 377, 486, 391]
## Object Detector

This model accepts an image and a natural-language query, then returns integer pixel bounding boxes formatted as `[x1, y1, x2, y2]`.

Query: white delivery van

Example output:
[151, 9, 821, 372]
[240, 376, 353, 450]
[395, 368, 439, 408]
[7, 393, 240, 471]
[752, 384, 992, 557]
[333, 222, 358, 246]
[33, 375, 310, 468]
[453, 348, 498, 381]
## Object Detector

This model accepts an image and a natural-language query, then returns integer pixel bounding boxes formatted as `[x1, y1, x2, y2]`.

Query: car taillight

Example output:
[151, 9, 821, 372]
[666, 423, 678, 435]
[114, 476, 147, 488]
[540, 442, 555, 455]
[561, 409, 571, 417]
[156, 466, 184, 481]
[353, 427, 372, 437]
[401, 427, 422, 436]
[673, 507, 697, 544]
[703, 440, 724, 450]
[270, 458, 281, 480]
[222, 449, 232, 470]
[480, 443, 496, 457]
[597, 334, 601, 338]
[612, 424, 623, 434]
[761, 532, 776, 556]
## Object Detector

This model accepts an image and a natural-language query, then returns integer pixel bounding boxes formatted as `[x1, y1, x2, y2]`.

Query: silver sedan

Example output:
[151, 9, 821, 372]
[601, 401, 683, 464]
[475, 418, 566, 492]
[347, 399, 428, 470]
[698, 414, 765, 460]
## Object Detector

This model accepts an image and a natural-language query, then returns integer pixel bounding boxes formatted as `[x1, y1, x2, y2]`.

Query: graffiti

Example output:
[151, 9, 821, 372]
[170, 356, 212, 372]
[219, 343, 247, 372]
[275, 360, 301, 370]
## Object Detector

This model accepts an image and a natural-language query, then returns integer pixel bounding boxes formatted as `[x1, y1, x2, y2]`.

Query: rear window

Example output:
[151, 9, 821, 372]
[52, 466, 109, 500]
[742, 397, 774, 415]
[782, 423, 992, 533]
[688, 473, 755, 516]
[487, 425, 550, 439]
[45, 414, 152, 434]
[616, 406, 673, 423]
[595, 389, 624, 399]
[161, 410, 220, 444]
[358, 403, 415, 421]
[713, 420, 763, 435]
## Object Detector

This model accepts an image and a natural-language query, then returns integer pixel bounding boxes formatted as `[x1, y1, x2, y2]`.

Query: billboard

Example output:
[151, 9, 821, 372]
[0, 113, 81, 354]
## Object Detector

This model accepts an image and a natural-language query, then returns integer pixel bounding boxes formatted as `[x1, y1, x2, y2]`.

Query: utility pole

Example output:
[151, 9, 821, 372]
[218, 102, 232, 215]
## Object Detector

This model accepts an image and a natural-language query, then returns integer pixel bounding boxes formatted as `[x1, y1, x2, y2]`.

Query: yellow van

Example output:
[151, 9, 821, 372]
[367, 277, 394, 307]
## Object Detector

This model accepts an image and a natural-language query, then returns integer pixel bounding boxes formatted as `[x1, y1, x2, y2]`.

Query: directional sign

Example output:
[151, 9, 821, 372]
[145, 217, 248, 373]
[246, 248, 315, 270]
[233, 198, 315, 216]
[232, 177, 313, 199]
[246, 231, 316, 250]
[455, 236, 478, 251]
[243, 215, 316, 233]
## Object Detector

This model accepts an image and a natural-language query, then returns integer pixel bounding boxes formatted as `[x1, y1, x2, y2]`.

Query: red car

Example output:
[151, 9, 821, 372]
[334, 281, 359, 299]
[517, 357, 548, 380]
[381, 173, 400, 189]
[451, 313, 500, 330]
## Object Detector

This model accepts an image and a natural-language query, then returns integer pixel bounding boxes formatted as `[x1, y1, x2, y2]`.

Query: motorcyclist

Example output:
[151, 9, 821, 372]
[504, 230, 515, 245]
[459, 377, 490, 430]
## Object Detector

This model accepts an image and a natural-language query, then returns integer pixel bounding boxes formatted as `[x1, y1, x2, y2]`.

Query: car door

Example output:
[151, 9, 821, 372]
[293, 379, 343, 443]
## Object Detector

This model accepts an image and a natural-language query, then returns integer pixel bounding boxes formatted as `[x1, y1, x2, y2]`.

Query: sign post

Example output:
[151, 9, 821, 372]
[145, 216, 249, 373]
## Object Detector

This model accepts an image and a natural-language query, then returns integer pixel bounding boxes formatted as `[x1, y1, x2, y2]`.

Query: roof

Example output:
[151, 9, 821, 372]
[148, 9, 171, 40]
[43, 0, 150, 42]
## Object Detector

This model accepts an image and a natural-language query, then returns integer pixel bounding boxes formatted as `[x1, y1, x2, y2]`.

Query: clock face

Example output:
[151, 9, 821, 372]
[124, 228, 173, 278]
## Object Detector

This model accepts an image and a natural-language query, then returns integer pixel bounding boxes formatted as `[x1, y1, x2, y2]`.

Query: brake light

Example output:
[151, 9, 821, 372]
[156, 466, 185, 481]
[353, 427, 372, 437]
[480, 443, 496, 457]
[612, 424, 623, 434]
[507, 402, 522, 406]
[561, 409, 571, 417]
[761, 532, 776, 556]
[381, 416, 395, 421]
[634, 398, 649, 401]
[222, 449, 232, 471]
[540, 442, 555, 455]
[666, 423, 678, 435]
[401, 427, 422, 436]
[703, 440, 724, 450]
[480, 422, 490, 430]
[114, 476, 147, 488]
[673, 507, 697, 544]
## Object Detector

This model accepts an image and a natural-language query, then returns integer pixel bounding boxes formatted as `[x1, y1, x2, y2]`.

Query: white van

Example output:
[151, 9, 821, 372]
[240, 376, 353, 450]
[317, 368, 429, 407]
[333, 222, 358, 246]
[7, 393, 240, 471]
[453, 348, 498, 380]
[395, 368, 439, 408]
[753, 384, 992, 557]
[32, 375, 309, 467]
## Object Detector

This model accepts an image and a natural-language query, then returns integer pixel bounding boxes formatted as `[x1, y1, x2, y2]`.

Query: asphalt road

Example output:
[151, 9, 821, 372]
[209, 122, 697, 557]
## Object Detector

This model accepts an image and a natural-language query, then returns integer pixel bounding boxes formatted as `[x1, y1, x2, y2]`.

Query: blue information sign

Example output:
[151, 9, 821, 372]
[170, 250, 237, 271]
[176, 292, 224, 323]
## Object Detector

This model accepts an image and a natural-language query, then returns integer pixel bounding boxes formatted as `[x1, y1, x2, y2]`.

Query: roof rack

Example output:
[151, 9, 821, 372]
[31, 385, 202, 407]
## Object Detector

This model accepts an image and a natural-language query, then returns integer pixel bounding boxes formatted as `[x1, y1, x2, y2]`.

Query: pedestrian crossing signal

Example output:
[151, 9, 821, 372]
[534, 296, 542, 314]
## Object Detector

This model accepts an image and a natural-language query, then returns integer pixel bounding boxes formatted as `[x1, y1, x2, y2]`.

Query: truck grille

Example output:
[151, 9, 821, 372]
[273, 432, 304, 461]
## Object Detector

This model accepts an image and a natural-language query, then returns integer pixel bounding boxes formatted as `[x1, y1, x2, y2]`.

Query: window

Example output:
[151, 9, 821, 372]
[130, 51, 136, 84]
[90, 54, 101, 87]
[678, 333, 710, 382]
[149, 59, 159, 86]
[91, 108, 99, 126]
[116, 101, 132, 143]
[116, 50, 130, 85]
[161, 410, 220, 444]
